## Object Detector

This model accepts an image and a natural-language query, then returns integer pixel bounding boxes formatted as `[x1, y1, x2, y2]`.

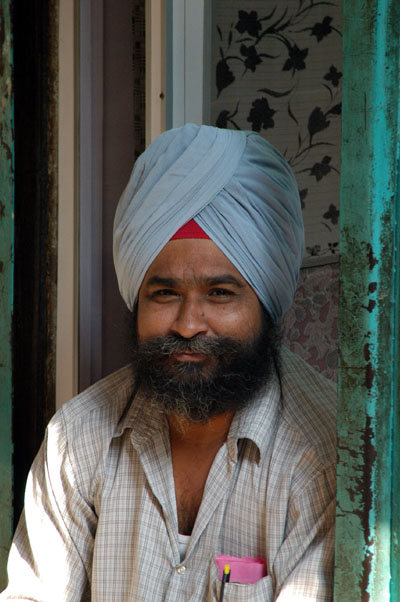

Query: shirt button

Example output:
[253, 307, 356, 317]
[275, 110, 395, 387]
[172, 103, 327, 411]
[176, 565, 186, 575]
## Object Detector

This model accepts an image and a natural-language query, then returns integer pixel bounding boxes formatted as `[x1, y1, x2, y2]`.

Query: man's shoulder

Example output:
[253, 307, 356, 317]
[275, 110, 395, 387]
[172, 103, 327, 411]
[38, 365, 135, 502]
[49, 364, 135, 445]
[280, 347, 336, 403]
[279, 347, 336, 461]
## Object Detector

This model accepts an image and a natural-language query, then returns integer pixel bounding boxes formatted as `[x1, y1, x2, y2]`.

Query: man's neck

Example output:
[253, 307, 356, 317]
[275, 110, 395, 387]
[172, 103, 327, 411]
[167, 410, 234, 449]
[167, 411, 235, 535]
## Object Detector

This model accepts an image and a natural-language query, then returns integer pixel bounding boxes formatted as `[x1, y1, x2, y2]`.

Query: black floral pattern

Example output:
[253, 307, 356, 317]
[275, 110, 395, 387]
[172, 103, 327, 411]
[302, 156, 339, 182]
[324, 203, 340, 224]
[327, 103, 342, 116]
[299, 188, 308, 209]
[247, 98, 276, 131]
[212, 2, 342, 262]
[282, 44, 309, 74]
[307, 245, 321, 256]
[215, 104, 240, 130]
[306, 241, 339, 257]
[235, 10, 262, 37]
[311, 16, 334, 42]
[216, 59, 235, 97]
[324, 65, 342, 87]
[240, 44, 263, 72]
[308, 107, 330, 142]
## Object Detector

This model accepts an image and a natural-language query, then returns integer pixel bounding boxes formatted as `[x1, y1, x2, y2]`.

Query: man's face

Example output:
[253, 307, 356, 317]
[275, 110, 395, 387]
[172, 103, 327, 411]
[133, 239, 279, 422]
[137, 238, 263, 346]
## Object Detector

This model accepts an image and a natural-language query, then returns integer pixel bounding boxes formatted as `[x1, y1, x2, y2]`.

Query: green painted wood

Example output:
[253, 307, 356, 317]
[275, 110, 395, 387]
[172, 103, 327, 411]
[391, 192, 400, 598]
[0, 0, 13, 590]
[335, 0, 400, 600]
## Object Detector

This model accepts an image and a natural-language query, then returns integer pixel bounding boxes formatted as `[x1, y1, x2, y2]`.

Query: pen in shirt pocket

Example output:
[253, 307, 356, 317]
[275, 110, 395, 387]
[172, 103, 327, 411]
[219, 564, 230, 602]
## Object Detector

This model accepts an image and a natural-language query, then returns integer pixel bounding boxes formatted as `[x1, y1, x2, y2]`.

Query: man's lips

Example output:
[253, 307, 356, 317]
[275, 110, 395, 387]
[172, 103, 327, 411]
[172, 351, 209, 362]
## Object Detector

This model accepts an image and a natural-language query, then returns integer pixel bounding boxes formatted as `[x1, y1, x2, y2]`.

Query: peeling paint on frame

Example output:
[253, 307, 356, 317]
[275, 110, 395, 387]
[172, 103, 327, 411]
[335, 0, 400, 600]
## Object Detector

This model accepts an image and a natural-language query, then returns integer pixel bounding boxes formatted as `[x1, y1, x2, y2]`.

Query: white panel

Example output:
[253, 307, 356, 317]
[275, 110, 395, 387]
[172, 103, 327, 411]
[170, 0, 185, 127]
[167, 0, 207, 128]
[184, 0, 205, 124]
[202, 0, 212, 125]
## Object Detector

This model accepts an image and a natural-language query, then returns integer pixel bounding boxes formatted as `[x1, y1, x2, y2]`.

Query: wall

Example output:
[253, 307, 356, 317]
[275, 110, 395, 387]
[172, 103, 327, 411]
[101, 0, 136, 377]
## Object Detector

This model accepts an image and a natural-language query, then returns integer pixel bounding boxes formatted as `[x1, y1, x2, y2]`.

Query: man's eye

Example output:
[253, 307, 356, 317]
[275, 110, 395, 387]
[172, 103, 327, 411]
[209, 288, 234, 297]
[151, 289, 178, 298]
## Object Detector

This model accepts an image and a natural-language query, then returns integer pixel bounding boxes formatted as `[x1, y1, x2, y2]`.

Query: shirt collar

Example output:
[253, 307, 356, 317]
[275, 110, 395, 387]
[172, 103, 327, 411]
[114, 386, 167, 448]
[226, 373, 282, 463]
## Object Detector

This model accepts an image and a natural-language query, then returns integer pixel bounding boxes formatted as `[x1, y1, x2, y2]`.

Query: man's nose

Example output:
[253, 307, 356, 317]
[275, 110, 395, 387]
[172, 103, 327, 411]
[170, 297, 207, 339]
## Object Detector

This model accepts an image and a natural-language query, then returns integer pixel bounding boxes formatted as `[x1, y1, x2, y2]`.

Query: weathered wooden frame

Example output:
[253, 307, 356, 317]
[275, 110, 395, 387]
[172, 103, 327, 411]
[0, 0, 13, 590]
[335, 0, 400, 599]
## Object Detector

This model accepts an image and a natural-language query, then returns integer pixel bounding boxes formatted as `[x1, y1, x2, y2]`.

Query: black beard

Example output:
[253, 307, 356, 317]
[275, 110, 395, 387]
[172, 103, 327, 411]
[130, 311, 281, 423]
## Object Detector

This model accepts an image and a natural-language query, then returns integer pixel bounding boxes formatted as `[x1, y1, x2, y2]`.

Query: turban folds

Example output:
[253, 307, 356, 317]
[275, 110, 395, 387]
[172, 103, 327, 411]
[113, 123, 304, 321]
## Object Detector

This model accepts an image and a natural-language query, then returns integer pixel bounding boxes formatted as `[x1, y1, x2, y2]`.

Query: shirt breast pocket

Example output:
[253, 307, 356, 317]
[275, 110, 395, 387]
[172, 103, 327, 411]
[207, 556, 274, 602]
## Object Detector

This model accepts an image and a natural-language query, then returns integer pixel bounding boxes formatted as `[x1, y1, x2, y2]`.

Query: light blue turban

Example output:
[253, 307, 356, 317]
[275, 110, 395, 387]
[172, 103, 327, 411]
[113, 123, 304, 321]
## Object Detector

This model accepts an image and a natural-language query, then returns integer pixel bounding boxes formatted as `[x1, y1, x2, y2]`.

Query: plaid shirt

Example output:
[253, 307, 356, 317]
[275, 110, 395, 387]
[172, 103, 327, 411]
[2, 348, 336, 601]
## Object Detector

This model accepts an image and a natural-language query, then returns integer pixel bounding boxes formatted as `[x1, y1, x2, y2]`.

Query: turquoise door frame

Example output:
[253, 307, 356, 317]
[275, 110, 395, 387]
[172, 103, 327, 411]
[335, 0, 400, 600]
[0, 0, 13, 591]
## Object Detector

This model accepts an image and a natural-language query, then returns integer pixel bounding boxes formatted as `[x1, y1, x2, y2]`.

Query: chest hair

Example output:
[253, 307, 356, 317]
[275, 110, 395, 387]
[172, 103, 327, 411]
[176, 480, 205, 535]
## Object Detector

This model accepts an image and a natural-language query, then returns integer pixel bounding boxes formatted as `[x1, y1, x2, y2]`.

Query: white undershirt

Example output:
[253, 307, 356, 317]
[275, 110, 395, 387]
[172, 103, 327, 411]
[178, 533, 191, 560]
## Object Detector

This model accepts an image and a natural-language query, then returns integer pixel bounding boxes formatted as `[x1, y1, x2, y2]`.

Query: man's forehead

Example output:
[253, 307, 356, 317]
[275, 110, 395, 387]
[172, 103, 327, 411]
[142, 239, 249, 286]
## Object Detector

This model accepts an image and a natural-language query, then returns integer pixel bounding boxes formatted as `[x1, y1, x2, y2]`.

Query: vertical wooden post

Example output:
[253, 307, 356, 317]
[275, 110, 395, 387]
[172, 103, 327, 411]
[145, 0, 165, 143]
[335, 0, 400, 600]
[0, 0, 13, 589]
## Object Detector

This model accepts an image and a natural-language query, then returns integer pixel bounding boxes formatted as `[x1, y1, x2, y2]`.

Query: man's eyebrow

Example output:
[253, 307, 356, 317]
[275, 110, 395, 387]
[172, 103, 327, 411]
[145, 274, 246, 288]
[205, 274, 245, 288]
[145, 276, 178, 288]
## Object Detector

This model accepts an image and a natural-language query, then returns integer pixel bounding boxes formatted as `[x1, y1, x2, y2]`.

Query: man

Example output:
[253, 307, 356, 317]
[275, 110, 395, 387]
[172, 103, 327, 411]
[2, 124, 336, 601]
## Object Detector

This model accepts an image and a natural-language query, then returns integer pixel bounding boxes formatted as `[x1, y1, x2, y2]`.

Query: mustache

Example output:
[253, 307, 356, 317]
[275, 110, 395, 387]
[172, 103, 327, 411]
[135, 334, 247, 358]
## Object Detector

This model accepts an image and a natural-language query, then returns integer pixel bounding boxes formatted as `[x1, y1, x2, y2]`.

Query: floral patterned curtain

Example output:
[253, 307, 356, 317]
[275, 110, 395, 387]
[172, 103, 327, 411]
[210, 0, 342, 266]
